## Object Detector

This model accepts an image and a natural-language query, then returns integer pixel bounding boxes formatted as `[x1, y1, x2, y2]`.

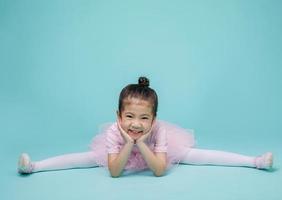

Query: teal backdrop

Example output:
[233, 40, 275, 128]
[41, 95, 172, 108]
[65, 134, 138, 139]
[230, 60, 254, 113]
[1, 1, 281, 200]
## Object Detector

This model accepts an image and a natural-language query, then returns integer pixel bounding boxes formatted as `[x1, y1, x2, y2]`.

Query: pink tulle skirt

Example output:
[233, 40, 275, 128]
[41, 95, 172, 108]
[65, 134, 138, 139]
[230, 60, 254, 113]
[89, 120, 196, 171]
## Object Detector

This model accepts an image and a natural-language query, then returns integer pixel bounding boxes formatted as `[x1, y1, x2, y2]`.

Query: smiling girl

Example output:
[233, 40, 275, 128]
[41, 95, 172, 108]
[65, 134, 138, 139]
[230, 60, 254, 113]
[18, 77, 273, 177]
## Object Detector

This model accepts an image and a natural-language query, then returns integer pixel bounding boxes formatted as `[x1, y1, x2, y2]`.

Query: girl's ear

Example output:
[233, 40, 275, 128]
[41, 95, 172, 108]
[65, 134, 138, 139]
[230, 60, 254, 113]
[151, 117, 156, 127]
[116, 110, 121, 119]
[116, 111, 122, 125]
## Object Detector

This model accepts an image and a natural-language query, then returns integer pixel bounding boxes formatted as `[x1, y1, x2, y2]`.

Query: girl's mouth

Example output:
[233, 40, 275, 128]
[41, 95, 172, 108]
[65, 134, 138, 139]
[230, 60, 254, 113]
[128, 129, 143, 134]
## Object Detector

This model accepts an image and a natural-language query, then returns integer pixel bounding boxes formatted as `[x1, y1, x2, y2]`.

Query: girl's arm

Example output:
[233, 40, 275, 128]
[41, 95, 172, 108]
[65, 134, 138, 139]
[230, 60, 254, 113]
[108, 141, 134, 177]
[136, 141, 167, 177]
[108, 122, 135, 177]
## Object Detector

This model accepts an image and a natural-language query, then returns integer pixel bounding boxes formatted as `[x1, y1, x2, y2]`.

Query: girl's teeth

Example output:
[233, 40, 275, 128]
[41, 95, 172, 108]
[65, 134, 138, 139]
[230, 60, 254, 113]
[130, 130, 141, 134]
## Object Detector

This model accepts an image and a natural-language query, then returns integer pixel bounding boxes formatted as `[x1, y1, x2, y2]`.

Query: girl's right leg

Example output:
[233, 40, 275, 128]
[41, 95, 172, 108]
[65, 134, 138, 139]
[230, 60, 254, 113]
[18, 151, 99, 174]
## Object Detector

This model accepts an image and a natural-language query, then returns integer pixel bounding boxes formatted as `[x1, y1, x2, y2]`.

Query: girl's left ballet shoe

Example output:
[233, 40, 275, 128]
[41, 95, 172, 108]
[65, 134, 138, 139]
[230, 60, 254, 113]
[255, 152, 273, 170]
[18, 153, 34, 174]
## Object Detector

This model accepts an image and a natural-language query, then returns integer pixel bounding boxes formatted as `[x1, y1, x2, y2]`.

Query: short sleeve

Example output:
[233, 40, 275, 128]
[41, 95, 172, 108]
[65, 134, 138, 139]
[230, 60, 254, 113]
[153, 126, 168, 152]
[106, 124, 123, 154]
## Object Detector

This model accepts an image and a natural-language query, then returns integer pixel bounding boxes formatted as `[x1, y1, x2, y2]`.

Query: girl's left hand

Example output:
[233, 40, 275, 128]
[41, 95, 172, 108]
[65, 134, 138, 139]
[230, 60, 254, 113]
[136, 121, 155, 144]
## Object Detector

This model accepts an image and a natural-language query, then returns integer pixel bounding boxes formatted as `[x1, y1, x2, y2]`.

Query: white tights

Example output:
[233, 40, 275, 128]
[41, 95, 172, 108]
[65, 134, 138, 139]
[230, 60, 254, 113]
[181, 148, 255, 167]
[32, 149, 256, 172]
[33, 152, 98, 172]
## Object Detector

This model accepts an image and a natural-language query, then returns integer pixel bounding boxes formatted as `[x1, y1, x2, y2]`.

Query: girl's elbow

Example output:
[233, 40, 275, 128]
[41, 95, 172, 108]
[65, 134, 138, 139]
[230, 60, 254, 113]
[154, 165, 166, 177]
[110, 173, 120, 178]
[108, 165, 121, 178]
[109, 169, 121, 178]
[154, 170, 165, 177]
[109, 170, 121, 178]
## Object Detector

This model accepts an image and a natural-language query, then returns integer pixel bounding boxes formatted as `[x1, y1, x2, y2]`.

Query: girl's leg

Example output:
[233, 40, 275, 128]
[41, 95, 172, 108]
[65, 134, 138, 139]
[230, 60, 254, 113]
[18, 152, 98, 173]
[180, 148, 273, 169]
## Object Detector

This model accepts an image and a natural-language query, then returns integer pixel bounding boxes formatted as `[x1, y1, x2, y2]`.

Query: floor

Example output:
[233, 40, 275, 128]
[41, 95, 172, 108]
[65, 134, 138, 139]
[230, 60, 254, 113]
[2, 125, 281, 200]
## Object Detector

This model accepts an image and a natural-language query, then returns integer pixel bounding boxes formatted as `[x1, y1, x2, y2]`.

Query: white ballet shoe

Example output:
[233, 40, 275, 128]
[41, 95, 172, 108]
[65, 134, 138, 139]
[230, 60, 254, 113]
[255, 152, 273, 170]
[18, 153, 34, 174]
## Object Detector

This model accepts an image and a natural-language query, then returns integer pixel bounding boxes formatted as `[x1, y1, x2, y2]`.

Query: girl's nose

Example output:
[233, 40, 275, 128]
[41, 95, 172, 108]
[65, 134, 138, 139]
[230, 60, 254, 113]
[131, 120, 141, 129]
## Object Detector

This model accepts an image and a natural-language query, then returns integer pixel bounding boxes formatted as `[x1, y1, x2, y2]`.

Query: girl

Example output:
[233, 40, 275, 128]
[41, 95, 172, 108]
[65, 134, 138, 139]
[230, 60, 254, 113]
[18, 77, 273, 177]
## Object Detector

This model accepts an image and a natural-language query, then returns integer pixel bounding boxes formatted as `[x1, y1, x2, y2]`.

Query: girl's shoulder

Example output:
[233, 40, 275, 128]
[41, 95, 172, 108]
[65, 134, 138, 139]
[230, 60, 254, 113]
[98, 122, 118, 133]
[155, 120, 194, 134]
[155, 120, 183, 129]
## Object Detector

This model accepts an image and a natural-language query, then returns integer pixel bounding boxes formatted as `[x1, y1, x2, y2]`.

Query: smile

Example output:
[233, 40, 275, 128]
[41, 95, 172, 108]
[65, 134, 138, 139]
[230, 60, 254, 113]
[128, 129, 143, 134]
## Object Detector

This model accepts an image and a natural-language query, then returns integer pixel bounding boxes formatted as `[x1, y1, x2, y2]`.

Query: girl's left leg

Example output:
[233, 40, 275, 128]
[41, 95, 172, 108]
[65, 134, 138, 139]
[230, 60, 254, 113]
[180, 148, 273, 169]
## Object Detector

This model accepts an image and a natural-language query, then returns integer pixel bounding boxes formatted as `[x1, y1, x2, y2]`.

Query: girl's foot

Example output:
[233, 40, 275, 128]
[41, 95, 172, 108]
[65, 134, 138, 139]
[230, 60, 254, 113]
[255, 152, 273, 170]
[18, 153, 34, 174]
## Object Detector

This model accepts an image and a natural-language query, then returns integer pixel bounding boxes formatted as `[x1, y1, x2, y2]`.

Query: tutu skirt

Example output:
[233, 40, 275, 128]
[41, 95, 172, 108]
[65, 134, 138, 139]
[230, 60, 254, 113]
[90, 120, 196, 171]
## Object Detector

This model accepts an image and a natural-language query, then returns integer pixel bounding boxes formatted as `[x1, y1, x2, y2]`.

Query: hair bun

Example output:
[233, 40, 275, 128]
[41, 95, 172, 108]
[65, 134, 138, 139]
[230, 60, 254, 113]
[138, 76, 150, 87]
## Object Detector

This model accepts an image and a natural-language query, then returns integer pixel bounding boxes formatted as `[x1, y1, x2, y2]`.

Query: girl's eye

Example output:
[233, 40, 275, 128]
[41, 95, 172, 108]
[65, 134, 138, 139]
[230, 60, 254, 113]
[142, 117, 149, 120]
[126, 115, 132, 118]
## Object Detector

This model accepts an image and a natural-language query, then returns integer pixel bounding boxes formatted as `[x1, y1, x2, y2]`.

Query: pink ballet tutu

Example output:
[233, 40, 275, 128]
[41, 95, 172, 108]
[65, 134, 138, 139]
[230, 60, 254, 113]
[89, 120, 196, 171]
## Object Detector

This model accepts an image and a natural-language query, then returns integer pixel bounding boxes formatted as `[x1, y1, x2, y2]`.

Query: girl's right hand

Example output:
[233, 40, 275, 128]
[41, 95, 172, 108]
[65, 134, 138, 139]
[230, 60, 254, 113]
[117, 120, 134, 144]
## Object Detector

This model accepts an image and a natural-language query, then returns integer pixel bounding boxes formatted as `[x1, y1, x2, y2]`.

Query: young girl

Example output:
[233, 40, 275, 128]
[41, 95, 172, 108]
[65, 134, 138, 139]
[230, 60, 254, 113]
[18, 77, 273, 177]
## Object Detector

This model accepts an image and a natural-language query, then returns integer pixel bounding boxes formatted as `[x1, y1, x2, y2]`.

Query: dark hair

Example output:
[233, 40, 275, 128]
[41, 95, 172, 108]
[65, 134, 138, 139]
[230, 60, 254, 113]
[118, 77, 158, 117]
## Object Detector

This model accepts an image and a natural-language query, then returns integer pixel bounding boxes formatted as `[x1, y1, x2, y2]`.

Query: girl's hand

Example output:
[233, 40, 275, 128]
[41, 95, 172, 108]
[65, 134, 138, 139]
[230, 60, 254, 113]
[117, 120, 134, 144]
[136, 121, 155, 144]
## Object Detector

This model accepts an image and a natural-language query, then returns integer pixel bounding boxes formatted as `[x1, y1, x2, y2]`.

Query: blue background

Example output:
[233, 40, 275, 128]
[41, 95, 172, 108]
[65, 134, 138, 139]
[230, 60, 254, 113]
[1, 0, 281, 199]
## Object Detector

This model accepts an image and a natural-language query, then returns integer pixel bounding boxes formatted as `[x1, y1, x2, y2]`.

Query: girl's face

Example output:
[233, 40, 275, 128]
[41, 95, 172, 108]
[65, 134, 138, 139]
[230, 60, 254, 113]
[117, 97, 155, 141]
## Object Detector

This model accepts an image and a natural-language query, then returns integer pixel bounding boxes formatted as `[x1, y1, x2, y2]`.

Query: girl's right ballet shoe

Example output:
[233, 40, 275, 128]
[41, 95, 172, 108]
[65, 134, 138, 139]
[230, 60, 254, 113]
[255, 152, 273, 170]
[18, 153, 34, 174]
